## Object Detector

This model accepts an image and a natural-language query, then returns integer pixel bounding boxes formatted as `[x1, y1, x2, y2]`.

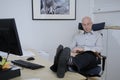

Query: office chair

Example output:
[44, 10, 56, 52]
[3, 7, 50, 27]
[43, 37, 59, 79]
[78, 22, 107, 80]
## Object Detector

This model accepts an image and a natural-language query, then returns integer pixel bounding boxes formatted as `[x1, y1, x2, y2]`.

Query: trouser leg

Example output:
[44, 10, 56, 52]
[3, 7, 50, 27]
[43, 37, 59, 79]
[72, 51, 98, 73]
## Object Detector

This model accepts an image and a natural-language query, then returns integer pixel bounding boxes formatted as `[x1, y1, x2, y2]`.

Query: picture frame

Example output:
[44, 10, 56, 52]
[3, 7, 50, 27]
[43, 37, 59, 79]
[32, 0, 76, 20]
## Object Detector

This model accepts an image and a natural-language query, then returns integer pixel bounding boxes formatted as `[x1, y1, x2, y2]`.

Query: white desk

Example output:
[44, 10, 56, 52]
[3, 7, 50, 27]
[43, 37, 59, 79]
[9, 49, 86, 80]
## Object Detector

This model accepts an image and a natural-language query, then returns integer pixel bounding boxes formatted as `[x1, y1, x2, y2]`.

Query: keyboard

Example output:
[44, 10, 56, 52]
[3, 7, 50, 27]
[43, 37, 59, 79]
[11, 59, 45, 70]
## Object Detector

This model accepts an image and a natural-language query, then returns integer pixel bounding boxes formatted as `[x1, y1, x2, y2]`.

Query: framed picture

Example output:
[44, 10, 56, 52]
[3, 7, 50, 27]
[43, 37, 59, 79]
[32, 0, 76, 20]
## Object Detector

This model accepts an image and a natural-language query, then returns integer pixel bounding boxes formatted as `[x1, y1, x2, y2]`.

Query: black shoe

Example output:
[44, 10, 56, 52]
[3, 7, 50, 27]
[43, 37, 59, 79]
[57, 47, 70, 78]
[50, 45, 63, 72]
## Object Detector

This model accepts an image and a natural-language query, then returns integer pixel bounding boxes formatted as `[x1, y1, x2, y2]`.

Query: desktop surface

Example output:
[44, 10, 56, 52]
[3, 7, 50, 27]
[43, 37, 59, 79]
[9, 49, 86, 80]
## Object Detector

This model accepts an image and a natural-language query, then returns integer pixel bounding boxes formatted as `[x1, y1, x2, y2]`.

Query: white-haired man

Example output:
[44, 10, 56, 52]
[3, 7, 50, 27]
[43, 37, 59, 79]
[50, 16, 103, 78]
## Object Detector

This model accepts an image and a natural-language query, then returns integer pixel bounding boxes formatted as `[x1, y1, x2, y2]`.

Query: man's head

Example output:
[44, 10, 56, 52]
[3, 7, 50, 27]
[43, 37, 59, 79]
[82, 16, 93, 33]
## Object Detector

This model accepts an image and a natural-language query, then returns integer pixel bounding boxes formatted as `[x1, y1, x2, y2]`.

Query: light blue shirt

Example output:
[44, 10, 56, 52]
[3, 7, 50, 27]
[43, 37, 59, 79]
[70, 31, 103, 53]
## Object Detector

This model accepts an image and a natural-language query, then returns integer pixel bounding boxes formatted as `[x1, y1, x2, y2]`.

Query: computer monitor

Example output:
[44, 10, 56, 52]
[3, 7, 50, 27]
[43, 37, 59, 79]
[0, 18, 23, 56]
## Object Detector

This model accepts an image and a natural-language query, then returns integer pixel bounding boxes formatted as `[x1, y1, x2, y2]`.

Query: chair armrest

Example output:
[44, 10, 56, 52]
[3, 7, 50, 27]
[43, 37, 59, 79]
[101, 55, 107, 59]
[101, 55, 106, 71]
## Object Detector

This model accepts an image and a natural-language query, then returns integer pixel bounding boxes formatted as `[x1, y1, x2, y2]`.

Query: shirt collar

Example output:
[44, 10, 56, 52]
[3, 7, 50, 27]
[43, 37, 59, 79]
[84, 30, 94, 34]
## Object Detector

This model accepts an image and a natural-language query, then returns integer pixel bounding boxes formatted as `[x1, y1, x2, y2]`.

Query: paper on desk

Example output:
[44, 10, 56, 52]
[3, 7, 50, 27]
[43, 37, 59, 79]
[38, 51, 49, 60]
[0, 51, 7, 57]
[25, 78, 40, 80]
[0, 50, 35, 57]
[20, 50, 35, 57]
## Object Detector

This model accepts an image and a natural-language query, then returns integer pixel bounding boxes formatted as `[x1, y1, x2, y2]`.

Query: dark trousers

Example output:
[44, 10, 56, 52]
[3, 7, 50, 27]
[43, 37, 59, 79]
[71, 51, 99, 74]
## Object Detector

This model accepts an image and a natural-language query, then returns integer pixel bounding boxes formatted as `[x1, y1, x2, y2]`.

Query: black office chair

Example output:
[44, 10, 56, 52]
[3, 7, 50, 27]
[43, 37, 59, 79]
[78, 22, 107, 80]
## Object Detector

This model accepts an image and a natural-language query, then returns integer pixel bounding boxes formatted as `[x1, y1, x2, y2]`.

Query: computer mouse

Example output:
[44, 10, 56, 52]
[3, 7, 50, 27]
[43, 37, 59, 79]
[27, 57, 35, 61]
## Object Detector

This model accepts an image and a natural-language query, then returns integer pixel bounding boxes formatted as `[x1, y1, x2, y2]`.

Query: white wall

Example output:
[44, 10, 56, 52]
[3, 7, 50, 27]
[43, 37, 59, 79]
[94, 0, 120, 80]
[0, 0, 93, 61]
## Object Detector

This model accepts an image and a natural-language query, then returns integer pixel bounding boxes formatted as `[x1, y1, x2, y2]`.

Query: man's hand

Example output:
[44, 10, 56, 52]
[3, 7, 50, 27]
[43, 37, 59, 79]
[71, 52, 78, 57]
[72, 47, 84, 53]
[71, 47, 84, 57]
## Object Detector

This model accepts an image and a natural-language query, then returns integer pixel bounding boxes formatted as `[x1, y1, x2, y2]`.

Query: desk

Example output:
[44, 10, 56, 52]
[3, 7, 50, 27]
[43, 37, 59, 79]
[8, 49, 86, 80]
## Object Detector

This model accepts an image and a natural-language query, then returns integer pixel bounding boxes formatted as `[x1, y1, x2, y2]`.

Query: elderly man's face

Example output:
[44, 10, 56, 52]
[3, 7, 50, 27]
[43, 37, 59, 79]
[82, 17, 93, 33]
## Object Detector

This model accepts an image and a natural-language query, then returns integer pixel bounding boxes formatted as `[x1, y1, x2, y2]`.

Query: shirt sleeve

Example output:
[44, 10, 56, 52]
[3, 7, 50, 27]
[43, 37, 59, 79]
[69, 36, 77, 50]
[84, 33, 103, 53]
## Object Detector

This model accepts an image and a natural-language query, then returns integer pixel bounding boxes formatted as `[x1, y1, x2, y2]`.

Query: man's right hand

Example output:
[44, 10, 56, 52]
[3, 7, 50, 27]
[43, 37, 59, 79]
[72, 47, 84, 53]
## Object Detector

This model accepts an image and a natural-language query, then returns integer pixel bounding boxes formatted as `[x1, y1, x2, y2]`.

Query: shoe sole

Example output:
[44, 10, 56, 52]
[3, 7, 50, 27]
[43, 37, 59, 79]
[54, 45, 63, 64]
[50, 45, 63, 72]
[57, 47, 70, 78]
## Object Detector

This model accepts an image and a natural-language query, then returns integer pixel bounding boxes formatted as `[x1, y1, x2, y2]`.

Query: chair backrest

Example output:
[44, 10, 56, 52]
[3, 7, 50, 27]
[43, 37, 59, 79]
[78, 22, 105, 31]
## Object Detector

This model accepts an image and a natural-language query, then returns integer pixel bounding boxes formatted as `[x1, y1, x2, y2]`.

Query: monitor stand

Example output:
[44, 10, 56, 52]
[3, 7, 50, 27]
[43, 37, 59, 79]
[0, 66, 21, 80]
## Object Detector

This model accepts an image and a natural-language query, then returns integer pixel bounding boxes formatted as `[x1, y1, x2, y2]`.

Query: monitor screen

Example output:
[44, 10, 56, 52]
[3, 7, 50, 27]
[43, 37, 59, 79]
[0, 18, 23, 56]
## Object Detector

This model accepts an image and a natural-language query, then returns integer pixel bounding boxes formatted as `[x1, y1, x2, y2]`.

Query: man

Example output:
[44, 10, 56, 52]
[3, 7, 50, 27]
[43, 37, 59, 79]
[50, 16, 103, 78]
